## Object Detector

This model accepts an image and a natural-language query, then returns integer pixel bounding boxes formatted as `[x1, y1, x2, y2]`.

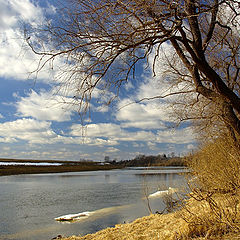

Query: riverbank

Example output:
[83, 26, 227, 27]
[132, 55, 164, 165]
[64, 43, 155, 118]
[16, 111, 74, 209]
[0, 157, 185, 176]
[61, 196, 240, 240]
[62, 212, 183, 240]
[0, 159, 122, 176]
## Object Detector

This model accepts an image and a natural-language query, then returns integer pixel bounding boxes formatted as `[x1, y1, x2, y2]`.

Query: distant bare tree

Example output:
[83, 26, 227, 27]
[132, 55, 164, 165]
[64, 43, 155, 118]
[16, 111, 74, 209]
[26, 0, 240, 139]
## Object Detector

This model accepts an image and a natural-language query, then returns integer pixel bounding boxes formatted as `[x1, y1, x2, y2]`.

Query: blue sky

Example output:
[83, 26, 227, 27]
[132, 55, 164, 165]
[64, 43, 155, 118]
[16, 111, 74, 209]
[0, 0, 196, 161]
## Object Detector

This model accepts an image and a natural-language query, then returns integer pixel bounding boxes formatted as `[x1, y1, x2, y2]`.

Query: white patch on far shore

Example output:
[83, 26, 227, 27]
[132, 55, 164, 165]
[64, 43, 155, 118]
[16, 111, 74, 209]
[0, 162, 62, 166]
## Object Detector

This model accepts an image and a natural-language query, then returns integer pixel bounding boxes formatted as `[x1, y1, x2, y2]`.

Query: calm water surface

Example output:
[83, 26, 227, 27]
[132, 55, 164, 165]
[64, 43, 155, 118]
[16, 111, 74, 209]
[0, 167, 188, 240]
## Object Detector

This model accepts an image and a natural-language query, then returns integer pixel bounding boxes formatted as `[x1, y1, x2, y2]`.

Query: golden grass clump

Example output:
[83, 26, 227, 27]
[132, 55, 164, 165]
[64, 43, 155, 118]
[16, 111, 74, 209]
[187, 137, 240, 193]
[179, 136, 240, 239]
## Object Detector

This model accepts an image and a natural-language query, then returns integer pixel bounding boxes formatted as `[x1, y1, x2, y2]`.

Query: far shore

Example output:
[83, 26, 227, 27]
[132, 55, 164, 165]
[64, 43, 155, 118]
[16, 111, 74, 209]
[0, 157, 186, 176]
[0, 159, 122, 176]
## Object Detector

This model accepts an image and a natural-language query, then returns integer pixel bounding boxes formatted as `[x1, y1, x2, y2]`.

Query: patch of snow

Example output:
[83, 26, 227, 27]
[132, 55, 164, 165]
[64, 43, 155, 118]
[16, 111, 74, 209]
[0, 162, 62, 166]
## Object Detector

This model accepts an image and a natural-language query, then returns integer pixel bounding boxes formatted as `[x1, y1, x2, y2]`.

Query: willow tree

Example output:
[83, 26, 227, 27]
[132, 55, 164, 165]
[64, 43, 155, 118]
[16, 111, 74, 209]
[27, 0, 240, 139]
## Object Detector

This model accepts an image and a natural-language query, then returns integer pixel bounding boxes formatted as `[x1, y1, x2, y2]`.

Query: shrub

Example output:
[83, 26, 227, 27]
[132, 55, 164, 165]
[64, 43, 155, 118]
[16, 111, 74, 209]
[177, 137, 240, 238]
[187, 137, 240, 193]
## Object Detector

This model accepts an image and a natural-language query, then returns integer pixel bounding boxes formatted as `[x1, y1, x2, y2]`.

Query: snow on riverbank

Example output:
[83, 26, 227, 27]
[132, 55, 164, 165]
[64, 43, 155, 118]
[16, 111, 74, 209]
[0, 162, 62, 166]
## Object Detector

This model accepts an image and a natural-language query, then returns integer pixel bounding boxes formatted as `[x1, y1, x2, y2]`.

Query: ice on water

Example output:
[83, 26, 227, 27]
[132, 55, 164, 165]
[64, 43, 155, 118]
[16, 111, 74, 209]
[55, 212, 92, 221]
[148, 187, 177, 198]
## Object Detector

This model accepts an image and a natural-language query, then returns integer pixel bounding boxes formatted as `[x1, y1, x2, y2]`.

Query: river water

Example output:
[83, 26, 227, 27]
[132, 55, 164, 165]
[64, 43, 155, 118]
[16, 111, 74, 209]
[0, 167, 188, 240]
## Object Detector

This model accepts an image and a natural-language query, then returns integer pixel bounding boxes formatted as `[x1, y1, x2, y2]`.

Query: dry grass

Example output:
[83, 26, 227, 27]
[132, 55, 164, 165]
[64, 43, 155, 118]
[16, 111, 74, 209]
[176, 194, 240, 239]
[62, 212, 185, 240]
[60, 194, 240, 240]
[181, 136, 240, 239]
[187, 137, 240, 193]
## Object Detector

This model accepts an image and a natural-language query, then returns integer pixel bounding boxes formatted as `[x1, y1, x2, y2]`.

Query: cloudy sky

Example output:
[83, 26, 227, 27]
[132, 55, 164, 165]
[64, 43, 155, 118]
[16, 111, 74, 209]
[0, 0, 196, 161]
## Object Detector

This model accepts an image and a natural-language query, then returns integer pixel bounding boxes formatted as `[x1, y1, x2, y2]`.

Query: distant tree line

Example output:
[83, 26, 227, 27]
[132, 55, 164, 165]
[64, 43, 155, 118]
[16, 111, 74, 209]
[108, 154, 186, 167]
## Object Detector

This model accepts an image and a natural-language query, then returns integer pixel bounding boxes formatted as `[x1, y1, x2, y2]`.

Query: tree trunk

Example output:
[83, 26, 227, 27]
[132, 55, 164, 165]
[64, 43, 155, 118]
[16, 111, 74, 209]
[221, 101, 240, 140]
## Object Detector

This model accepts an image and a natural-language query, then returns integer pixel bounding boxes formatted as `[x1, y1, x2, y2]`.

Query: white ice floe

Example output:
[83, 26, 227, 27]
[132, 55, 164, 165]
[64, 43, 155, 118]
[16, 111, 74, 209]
[148, 187, 177, 198]
[55, 211, 92, 221]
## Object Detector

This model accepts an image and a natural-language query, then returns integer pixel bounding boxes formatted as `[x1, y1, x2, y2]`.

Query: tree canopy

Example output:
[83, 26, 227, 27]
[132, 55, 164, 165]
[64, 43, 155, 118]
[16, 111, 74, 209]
[27, 0, 240, 140]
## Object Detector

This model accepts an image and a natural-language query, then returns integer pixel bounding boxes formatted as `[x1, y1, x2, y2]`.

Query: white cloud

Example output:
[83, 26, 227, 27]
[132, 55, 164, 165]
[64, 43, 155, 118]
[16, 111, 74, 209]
[0, 137, 17, 143]
[156, 126, 195, 144]
[12, 0, 43, 23]
[70, 122, 195, 145]
[105, 147, 120, 153]
[0, 118, 58, 144]
[124, 81, 134, 91]
[132, 142, 145, 148]
[116, 99, 169, 130]
[70, 123, 157, 142]
[0, 0, 61, 82]
[94, 105, 109, 113]
[79, 137, 119, 146]
[117, 130, 156, 142]
[15, 90, 74, 122]
[0, 146, 84, 161]
[147, 142, 158, 151]
[0, 0, 43, 30]
[71, 123, 122, 138]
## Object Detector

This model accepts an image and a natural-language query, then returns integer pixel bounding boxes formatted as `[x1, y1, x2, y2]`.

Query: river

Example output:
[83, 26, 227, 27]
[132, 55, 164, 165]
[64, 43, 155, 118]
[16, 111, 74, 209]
[0, 167, 188, 240]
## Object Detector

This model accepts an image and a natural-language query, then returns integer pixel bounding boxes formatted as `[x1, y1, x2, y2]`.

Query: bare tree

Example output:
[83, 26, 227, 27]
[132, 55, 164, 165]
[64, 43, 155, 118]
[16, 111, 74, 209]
[26, 0, 240, 139]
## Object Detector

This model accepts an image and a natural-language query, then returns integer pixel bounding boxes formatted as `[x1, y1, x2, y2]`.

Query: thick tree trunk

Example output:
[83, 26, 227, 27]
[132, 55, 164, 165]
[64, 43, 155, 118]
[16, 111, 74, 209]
[198, 60, 240, 116]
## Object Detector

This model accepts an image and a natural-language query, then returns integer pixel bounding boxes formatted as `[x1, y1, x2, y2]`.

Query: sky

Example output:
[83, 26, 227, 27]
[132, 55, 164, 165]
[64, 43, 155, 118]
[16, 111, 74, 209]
[0, 0, 196, 161]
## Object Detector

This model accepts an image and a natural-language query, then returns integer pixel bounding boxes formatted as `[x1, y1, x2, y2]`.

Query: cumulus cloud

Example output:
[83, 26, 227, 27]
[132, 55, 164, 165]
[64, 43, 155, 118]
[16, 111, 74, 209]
[70, 122, 193, 145]
[0, 0, 59, 81]
[147, 142, 158, 151]
[156, 126, 195, 144]
[0, 145, 84, 161]
[0, 0, 43, 30]
[71, 123, 122, 138]
[15, 90, 75, 122]
[116, 99, 169, 130]
[69, 137, 119, 146]
[0, 118, 58, 144]
[105, 147, 120, 153]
